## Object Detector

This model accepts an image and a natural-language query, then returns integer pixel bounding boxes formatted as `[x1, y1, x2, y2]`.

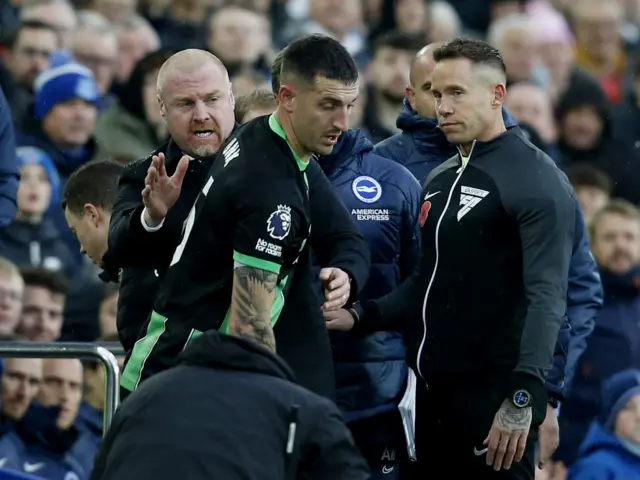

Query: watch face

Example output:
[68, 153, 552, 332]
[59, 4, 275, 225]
[513, 389, 531, 408]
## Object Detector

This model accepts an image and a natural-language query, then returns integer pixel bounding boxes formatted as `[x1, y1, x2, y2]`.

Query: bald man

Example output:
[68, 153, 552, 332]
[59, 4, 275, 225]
[373, 42, 601, 471]
[108, 46, 370, 401]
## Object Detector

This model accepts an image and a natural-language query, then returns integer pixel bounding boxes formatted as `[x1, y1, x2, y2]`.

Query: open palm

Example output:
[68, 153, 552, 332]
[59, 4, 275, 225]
[142, 153, 189, 223]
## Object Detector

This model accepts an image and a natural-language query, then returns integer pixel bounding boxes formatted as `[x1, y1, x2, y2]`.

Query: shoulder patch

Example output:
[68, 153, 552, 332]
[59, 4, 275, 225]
[267, 205, 292, 240]
[352, 176, 382, 203]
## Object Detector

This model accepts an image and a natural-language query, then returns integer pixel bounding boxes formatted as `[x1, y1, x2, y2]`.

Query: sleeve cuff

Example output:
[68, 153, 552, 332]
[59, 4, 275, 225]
[508, 371, 547, 413]
[140, 208, 164, 232]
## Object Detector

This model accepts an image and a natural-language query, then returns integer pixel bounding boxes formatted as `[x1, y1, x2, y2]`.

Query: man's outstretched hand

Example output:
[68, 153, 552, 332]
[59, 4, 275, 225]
[142, 153, 189, 227]
[319, 267, 350, 311]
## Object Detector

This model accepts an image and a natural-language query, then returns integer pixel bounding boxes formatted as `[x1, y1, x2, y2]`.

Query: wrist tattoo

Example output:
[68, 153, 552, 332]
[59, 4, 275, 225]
[496, 398, 532, 433]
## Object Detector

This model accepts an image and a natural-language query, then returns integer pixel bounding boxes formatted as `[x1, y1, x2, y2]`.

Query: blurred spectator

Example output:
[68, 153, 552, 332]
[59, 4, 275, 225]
[146, 0, 209, 51]
[95, 50, 172, 163]
[487, 13, 548, 87]
[16, 267, 67, 342]
[283, 0, 368, 67]
[556, 201, 640, 467]
[532, 5, 577, 101]
[505, 81, 557, 151]
[1, 146, 77, 281]
[0, 87, 19, 230]
[19, 0, 78, 49]
[111, 14, 159, 85]
[1, 358, 42, 421]
[207, 5, 273, 78]
[0, 20, 61, 124]
[0, 359, 88, 479]
[612, 60, 640, 152]
[229, 68, 270, 97]
[0, 258, 24, 340]
[92, 0, 138, 22]
[71, 11, 118, 104]
[234, 86, 276, 124]
[38, 359, 83, 431]
[76, 360, 104, 452]
[18, 53, 104, 260]
[393, 0, 429, 36]
[570, 0, 627, 103]
[556, 78, 640, 205]
[490, 0, 527, 20]
[566, 164, 612, 227]
[428, 1, 462, 43]
[364, 31, 423, 143]
[97, 284, 117, 338]
[568, 369, 640, 478]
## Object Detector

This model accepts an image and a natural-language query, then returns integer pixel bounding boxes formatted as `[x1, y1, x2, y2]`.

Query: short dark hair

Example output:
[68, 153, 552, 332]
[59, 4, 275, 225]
[2, 20, 59, 49]
[566, 164, 612, 195]
[279, 34, 358, 88]
[62, 160, 124, 214]
[433, 37, 507, 76]
[20, 267, 68, 296]
[271, 50, 284, 93]
[373, 31, 425, 56]
[235, 87, 277, 123]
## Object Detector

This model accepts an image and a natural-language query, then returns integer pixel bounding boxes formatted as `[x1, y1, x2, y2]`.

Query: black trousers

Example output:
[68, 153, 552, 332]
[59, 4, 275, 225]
[405, 373, 540, 479]
[348, 411, 408, 480]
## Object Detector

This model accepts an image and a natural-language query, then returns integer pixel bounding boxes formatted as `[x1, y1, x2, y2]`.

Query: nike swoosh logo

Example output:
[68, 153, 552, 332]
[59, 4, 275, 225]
[382, 465, 395, 474]
[424, 191, 440, 201]
[473, 447, 488, 456]
[24, 462, 44, 473]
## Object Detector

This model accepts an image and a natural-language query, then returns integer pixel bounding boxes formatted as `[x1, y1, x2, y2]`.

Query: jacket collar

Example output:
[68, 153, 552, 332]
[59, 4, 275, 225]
[179, 330, 296, 382]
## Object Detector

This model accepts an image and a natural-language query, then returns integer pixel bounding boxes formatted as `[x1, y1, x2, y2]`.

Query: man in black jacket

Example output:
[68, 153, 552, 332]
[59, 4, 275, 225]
[329, 38, 576, 479]
[90, 330, 370, 480]
[108, 47, 369, 400]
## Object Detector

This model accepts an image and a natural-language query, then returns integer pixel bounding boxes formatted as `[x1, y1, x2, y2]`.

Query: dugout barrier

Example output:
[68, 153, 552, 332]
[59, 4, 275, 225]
[0, 342, 122, 436]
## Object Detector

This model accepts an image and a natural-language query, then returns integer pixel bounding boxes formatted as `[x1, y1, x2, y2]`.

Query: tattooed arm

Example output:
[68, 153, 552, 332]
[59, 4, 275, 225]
[228, 263, 278, 352]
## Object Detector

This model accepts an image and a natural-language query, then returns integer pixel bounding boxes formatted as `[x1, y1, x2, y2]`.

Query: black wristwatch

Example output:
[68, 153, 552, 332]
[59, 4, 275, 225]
[511, 389, 532, 408]
[547, 396, 560, 409]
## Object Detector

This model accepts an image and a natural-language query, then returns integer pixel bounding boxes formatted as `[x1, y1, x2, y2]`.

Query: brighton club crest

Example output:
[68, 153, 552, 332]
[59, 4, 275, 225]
[267, 205, 292, 240]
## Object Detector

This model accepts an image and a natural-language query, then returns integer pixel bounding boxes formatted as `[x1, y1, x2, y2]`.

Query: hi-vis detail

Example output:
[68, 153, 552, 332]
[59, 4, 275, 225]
[223, 138, 240, 167]
[457, 185, 489, 221]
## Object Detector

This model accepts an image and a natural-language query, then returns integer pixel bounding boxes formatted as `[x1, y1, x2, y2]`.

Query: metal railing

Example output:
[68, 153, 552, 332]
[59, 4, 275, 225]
[0, 342, 121, 435]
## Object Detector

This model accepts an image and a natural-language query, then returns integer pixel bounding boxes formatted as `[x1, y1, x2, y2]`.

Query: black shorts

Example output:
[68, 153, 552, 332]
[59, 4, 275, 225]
[405, 373, 540, 480]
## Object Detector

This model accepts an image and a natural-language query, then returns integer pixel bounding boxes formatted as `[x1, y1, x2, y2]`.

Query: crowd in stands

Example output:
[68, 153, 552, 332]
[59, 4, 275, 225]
[0, 0, 638, 478]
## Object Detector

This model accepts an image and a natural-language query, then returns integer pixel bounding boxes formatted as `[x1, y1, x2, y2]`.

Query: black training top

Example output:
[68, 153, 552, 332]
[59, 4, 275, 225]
[356, 126, 576, 412]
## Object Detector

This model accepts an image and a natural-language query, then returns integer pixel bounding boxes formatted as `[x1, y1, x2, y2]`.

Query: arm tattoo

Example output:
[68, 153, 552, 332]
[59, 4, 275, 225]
[495, 399, 532, 433]
[228, 265, 278, 352]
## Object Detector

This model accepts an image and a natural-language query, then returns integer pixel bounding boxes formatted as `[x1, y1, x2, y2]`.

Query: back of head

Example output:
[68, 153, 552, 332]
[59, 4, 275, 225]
[235, 87, 277, 124]
[62, 160, 123, 215]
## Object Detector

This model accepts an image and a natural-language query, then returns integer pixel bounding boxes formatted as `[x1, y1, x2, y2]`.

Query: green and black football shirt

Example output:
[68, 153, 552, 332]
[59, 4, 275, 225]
[121, 115, 311, 391]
